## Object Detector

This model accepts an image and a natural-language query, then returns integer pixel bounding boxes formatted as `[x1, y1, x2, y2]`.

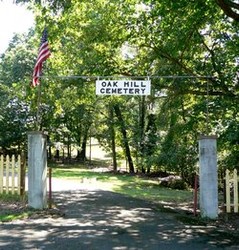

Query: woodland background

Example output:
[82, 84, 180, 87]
[0, 0, 239, 185]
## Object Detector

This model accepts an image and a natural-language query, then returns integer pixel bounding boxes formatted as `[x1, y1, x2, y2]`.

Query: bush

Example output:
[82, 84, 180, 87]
[159, 176, 188, 190]
[168, 179, 189, 190]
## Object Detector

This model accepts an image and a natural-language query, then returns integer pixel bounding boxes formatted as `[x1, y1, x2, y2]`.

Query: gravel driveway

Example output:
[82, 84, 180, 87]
[0, 178, 238, 250]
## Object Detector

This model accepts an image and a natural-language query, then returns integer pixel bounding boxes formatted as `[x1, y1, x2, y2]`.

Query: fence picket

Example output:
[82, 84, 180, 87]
[225, 169, 231, 213]
[17, 155, 21, 195]
[0, 154, 23, 195]
[0, 155, 3, 193]
[5, 155, 10, 194]
[11, 155, 15, 194]
[234, 169, 238, 213]
[225, 169, 239, 213]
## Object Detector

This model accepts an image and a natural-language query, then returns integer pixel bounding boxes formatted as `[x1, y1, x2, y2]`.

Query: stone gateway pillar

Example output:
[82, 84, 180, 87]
[199, 135, 218, 219]
[28, 131, 47, 209]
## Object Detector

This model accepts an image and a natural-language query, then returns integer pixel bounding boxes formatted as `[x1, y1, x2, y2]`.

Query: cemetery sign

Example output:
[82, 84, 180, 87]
[96, 80, 151, 96]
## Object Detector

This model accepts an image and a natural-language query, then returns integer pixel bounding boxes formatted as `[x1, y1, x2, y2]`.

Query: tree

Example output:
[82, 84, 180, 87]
[2, 0, 238, 178]
[0, 31, 37, 152]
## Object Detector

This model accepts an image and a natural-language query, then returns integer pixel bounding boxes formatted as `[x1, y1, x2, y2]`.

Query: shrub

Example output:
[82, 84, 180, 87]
[159, 176, 188, 190]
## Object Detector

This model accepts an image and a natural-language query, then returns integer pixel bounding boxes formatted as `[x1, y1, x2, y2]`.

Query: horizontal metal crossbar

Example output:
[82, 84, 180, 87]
[39, 75, 214, 80]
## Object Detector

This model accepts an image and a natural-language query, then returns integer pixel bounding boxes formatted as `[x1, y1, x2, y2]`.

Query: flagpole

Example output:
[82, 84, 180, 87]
[32, 28, 50, 130]
[36, 81, 42, 131]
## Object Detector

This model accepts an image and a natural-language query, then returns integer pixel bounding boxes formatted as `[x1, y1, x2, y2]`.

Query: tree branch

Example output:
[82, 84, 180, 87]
[216, 0, 239, 21]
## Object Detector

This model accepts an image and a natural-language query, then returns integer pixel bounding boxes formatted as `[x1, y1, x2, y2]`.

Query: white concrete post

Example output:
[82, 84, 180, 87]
[199, 135, 218, 219]
[28, 131, 47, 209]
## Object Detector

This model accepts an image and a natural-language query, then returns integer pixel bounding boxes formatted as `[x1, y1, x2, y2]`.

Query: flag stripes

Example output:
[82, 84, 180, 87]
[32, 28, 51, 87]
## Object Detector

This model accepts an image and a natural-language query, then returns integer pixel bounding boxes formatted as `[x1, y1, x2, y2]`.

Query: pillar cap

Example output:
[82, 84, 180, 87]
[198, 134, 217, 140]
[27, 131, 47, 136]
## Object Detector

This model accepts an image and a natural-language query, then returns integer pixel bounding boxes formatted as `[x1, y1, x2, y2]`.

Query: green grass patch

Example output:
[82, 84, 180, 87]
[0, 212, 30, 222]
[0, 193, 22, 202]
[0, 193, 30, 222]
[114, 179, 193, 203]
[51, 167, 103, 180]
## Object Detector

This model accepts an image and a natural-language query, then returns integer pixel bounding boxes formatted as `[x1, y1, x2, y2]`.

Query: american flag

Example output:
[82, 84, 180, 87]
[32, 28, 51, 87]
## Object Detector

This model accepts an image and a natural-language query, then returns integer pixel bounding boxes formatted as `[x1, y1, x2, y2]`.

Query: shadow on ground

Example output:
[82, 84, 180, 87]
[0, 190, 238, 250]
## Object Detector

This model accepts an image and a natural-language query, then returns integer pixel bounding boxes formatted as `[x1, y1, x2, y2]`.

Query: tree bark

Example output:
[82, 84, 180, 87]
[114, 104, 134, 173]
[139, 96, 146, 173]
[216, 0, 239, 21]
[77, 131, 88, 161]
[109, 106, 117, 172]
[67, 135, 71, 160]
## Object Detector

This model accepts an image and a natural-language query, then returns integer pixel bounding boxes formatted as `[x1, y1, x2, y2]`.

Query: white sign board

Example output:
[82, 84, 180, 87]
[96, 80, 151, 96]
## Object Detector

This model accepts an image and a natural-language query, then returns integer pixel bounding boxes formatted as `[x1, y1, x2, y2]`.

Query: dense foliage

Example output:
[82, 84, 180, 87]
[0, 0, 239, 183]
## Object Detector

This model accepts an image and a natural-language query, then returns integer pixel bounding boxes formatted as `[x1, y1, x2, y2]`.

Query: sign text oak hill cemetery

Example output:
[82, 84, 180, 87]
[96, 80, 151, 95]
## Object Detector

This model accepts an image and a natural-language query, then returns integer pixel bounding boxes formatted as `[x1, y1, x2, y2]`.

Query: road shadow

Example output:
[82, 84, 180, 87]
[0, 189, 238, 250]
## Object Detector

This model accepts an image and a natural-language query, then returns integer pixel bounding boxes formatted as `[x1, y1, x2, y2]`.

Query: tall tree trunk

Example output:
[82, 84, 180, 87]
[109, 106, 117, 172]
[55, 149, 60, 161]
[139, 96, 146, 173]
[78, 130, 88, 161]
[67, 135, 71, 160]
[114, 104, 134, 173]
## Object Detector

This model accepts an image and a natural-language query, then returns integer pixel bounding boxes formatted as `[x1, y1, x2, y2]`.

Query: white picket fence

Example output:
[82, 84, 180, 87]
[0, 155, 22, 195]
[225, 169, 239, 213]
